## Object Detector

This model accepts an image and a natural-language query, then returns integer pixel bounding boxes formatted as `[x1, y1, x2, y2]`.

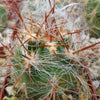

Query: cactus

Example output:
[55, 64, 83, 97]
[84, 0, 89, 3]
[85, 0, 100, 38]
[0, 6, 7, 32]
[1, 0, 100, 100]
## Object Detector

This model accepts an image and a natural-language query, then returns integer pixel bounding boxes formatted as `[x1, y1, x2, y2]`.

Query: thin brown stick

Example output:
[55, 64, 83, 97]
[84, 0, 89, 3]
[0, 68, 9, 100]
[73, 42, 100, 54]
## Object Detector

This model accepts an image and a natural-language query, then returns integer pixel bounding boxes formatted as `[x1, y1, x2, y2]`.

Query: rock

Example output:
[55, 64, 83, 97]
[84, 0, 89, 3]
[89, 66, 100, 79]
[62, 94, 68, 100]
[11, 96, 18, 100]
[93, 80, 99, 89]
[0, 58, 6, 65]
[0, 67, 7, 77]
[0, 77, 5, 84]
[3, 96, 10, 100]
[90, 38, 100, 43]
[96, 88, 100, 97]
[56, 0, 61, 3]
[79, 93, 91, 100]
[5, 86, 16, 96]
[0, 84, 2, 89]
[68, 95, 73, 100]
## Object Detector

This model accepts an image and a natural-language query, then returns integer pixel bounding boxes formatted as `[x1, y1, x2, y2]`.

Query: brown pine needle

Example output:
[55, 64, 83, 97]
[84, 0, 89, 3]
[13, 67, 28, 88]
[5, 62, 26, 67]
[16, 34, 31, 56]
[73, 42, 100, 54]
[57, 86, 78, 94]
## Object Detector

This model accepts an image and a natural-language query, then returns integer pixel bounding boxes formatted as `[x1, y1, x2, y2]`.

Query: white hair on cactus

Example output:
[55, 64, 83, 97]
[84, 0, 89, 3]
[46, 42, 57, 53]
[21, 0, 83, 36]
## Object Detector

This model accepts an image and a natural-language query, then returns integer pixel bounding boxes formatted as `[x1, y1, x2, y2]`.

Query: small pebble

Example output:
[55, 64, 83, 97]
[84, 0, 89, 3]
[62, 94, 68, 100]
[89, 66, 100, 79]
[3, 96, 10, 100]
[0, 77, 5, 84]
[90, 38, 100, 43]
[11, 96, 18, 100]
[96, 88, 100, 97]
[5, 86, 15, 96]
[0, 58, 6, 66]
[93, 80, 99, 89]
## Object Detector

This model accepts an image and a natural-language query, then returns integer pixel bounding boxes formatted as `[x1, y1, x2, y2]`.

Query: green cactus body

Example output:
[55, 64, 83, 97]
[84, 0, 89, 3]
[3, 0, 99, 100]
[86, 0, 100, 37]
[0, 6, 7, 32]
[13, 41, 77, 99]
